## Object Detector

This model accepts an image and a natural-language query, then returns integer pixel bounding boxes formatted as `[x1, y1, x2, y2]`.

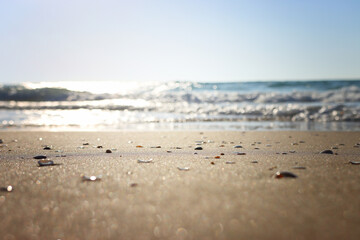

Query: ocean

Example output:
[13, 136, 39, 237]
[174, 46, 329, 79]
[0, 80, 359, 131]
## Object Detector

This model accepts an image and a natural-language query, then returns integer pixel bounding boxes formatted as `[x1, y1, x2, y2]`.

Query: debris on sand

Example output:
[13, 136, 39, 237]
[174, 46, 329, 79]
[137, 159, 153, 163]
[177, 167, 190, 171]
[0, 186, 13, 192]
[105, 149, 112, 153]
[194, 147, 203, 150]
[82, 175, 102, 181]
[349, 161, 360, 165]
[320, 150, 334, 154]
[226, 161, 235, 164]
[275, 171, 297, 178]
[38, 160, 61, 167]
[292, 166, 306, 169]
[33, 155, 47, 159]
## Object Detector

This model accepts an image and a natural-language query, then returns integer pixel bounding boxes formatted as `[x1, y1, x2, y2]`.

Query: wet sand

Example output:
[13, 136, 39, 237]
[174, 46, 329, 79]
[0, 131, 360, 240]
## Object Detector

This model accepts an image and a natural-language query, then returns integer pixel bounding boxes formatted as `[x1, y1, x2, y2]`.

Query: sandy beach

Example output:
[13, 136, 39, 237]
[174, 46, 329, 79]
[0, 131, 360, 240]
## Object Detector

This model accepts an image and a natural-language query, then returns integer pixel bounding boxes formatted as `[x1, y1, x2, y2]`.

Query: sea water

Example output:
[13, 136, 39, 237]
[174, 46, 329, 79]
[0, 80, 359, 131]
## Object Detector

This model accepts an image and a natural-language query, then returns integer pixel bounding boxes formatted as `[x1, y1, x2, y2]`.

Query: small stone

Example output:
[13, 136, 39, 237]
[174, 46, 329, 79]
[214, 156, 221, 159]
[0, 139, 3, 144]
[194, 147, 203, 150]
[275, 171, 297, 178]
[130, 183, 138, 187]
[234, 145, 242, 148]
[220, 153, 225, 155]
[97, 146, 103, 148]
[211, 162, 215, 165]
[83, 143, 89, 146]
[320, 150, 333, 154]
[106, 149, 112, 153]
[43, 146, 51, 150]
[34, 155, 47, 159]
[136, 145, 143, 148]
[251, 161, 258, 163]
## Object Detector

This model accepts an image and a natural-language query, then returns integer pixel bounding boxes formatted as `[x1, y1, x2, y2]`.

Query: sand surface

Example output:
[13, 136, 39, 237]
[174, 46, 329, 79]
[0, 131, 360, 240]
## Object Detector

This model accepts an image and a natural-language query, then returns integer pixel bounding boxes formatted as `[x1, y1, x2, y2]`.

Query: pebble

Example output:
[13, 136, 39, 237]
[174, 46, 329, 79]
[137, 159, 153, 163]
[82, 175, 102, 181]
[33, 155, 47, 159]
[83, 143, 89, 146]
[130, 183, 138, 187]
[289, 150, 296, 153]
[43, 146, 52, 150]
[136, 145, 143, 148]
[194, 147, 203, 150]
[105, 149, 112, 153]
[211, 161, 215, 165]
[177, 167, 190, 171]
[97, 146, 103, 148]
[214, 156, 221, 159]
[234, 145, 243, 148]
[320, 150, 334, 154]
[251, 161, 258, 163]
[0, 139, 3, 144]
[275, 171, 297, 179]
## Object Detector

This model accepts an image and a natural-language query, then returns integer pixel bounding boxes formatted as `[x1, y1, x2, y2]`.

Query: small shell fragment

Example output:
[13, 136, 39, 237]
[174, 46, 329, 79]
[236, 152, 246, 155]
[292, 166, 306, 169]
[275, 171, 298, 179]
[38, 160, 60, 167]
[0, 186, 13, 192]
[349, 161, 360, 165]
[226, 161, 235, 164]
[82, 175, 102, 181]
[137, 159, 153, 163]
[177, 167, 190, 171]
[320, 150, 333, 154]
[34, 155, 47, 159]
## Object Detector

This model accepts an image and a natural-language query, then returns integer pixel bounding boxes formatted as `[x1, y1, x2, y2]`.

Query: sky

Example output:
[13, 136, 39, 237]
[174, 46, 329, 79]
[0, 0, 359, 83]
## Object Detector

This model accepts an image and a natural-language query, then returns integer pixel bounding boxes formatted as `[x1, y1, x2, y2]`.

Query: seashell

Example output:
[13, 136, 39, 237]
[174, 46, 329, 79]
[137, 159, 153, 163]
[320, 150, 334, 154]
[0, 185, 13, 192]
[177, 167, 190, 171]
[33, 155, 47, 159]
[194, 147, 203, 150]
[38, 160, 60, 167]
[82, 175, 102, 181]
[349, 161, 360, 165]
[275, 171, 297, 178]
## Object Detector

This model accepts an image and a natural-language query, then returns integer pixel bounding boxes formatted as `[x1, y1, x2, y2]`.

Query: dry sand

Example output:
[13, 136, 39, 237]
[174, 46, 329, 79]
[0, 131, 360, 240]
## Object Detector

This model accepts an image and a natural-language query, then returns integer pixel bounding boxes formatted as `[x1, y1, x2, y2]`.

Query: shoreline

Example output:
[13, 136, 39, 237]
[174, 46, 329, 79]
[1, 131, 360, 239]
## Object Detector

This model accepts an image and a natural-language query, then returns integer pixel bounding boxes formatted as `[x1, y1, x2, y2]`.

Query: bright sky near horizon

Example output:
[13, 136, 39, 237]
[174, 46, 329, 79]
[0, 0, 359, 83]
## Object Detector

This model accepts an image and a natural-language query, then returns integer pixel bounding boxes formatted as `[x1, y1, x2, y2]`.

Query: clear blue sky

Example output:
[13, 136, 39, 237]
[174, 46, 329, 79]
[0, 0, 359, 83]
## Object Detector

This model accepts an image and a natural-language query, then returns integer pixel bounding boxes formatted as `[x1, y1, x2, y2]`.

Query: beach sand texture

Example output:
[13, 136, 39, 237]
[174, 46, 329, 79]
[0, 131, 360, 240]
